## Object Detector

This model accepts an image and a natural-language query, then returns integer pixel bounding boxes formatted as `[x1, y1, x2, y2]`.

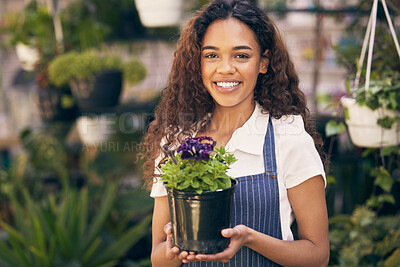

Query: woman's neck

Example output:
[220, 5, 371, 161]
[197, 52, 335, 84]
[208, 102, 255, 135]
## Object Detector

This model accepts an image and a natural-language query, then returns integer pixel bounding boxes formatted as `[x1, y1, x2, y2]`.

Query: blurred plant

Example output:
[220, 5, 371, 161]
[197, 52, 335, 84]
[60, 1, 111, 52]
[48, 51, 146, 88]
[0, 1, 55, 54]
[0, 0, 112, 91]
[0, 121, 154, 263]
[329, 206, 400, 267]
[326, 0, 400, 138]
[332, 0, 400, 77]
[0, 129, 70, 205]
[0, 182, 151, 267]
[328, 141, 400, 266]
[0, 170, 14, 225]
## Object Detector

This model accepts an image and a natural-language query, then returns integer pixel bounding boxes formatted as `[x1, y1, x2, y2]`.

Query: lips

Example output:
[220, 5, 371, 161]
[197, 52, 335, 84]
[213, 81, 241, 93]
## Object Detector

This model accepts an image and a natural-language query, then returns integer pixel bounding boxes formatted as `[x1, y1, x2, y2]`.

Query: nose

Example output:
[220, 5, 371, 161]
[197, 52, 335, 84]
[216, 57, 235, 74]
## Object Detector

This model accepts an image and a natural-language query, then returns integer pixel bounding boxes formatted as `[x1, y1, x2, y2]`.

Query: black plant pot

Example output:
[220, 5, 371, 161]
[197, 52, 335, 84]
[70, 70, 122, 112]
[34, 87, 77, 122]
[166, 179, 237, 254]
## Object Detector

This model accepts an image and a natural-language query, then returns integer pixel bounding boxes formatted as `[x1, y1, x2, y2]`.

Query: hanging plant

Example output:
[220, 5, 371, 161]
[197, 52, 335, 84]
[339, 0, 400, 148]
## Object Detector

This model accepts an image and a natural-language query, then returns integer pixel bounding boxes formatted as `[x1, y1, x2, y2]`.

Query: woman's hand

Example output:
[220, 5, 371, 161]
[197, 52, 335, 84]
[184, 225, 249, 263]
[164, 222, 192, 262]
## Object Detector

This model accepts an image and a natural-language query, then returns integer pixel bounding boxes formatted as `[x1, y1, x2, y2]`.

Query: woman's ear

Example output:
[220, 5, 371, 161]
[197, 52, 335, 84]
[259, 50, 269, 74]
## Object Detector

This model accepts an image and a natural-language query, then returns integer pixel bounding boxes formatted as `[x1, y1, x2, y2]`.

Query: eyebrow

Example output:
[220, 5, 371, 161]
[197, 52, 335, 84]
[201, 45, 253, 51]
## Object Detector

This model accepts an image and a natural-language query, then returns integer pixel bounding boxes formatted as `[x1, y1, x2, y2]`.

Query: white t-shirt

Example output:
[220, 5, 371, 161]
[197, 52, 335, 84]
[150, 104, 326, 241]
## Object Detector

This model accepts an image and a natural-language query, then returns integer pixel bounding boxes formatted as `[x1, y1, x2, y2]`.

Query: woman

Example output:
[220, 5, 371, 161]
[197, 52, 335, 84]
[141, 0, 330, 266]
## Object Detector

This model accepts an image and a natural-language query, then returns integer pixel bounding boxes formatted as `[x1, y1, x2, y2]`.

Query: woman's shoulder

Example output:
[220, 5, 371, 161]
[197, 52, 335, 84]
[270, 114, 316, 153]
[271, 114, 306, 137]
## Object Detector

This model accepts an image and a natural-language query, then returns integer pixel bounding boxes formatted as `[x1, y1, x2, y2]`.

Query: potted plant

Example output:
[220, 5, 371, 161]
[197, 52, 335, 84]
[161, 136, 237, 254]
[48, 51, 147, 112]
[32, 61, 78, 122]
[341, 71, 400, 147]
[0, 1, 52, 71]
[335, 0, 400, 148]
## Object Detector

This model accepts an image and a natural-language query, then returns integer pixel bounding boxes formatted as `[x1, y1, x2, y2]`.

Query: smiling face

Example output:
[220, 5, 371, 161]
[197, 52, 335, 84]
[201, 18, 268, 111]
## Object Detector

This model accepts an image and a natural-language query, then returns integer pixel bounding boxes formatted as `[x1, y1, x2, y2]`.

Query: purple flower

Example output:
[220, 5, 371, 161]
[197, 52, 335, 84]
[177, 136, 215, 162]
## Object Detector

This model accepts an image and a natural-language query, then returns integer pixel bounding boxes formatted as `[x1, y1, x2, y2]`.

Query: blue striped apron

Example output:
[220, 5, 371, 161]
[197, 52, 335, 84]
[184, 117, 283, 266]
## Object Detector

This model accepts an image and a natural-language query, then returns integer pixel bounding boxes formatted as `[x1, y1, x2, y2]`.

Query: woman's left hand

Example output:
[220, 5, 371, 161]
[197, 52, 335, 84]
[183, 225, 249, 263]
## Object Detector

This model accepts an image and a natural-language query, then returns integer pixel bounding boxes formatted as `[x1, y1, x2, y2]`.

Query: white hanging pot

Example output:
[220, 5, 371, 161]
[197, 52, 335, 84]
[343, 0, 400, 148]
[76, 115, 113, 146]
[341, 97, 399, 148]
[134, 0, 184, 27]
[15, 42, 40, 71]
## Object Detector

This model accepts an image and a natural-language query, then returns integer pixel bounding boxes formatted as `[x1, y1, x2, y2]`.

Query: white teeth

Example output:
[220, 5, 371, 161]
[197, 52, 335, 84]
[216, 82, 239, 88]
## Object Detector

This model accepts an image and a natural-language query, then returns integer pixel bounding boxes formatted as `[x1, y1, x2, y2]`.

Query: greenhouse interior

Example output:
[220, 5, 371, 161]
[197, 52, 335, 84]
[0, 0, 399, 266]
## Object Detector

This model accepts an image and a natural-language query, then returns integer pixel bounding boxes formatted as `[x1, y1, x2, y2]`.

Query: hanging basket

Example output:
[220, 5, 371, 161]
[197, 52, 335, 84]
[341, 97, 399, 148]
[134, 0, 184, 27]
[343, 0, 400, 148]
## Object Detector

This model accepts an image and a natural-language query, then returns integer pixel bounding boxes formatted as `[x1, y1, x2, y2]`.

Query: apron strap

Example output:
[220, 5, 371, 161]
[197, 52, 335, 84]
[263, 116, 277, 173]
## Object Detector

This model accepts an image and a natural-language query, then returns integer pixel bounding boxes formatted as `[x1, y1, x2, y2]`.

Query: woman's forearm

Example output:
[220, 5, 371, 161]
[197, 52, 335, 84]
[151, 241, 182, 267]
[245, 227, 329, 267]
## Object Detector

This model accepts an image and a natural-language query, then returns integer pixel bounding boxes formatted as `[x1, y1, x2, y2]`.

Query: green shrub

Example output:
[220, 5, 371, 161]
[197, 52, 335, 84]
[0, 182, 151, 267]
[329, 207, 400, 267]
[329, 147, 400, 267]
[48, 51, 146, 87]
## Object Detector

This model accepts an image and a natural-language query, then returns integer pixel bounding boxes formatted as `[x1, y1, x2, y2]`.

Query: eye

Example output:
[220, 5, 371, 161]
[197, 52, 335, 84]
[235, 53, 250, 59]
[204, 53, 218, 59]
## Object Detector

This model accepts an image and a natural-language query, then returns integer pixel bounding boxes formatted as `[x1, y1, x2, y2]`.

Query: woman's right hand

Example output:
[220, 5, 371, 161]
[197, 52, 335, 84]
[164, 222, 193, 262]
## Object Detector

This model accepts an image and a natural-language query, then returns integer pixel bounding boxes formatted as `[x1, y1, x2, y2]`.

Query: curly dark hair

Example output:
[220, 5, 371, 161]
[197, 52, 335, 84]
[141, 0, 329, 189]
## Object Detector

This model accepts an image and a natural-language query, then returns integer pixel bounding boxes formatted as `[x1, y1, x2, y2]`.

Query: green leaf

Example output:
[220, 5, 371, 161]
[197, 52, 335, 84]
[178, 179, 191, 190]
[84, 182, 117, 250]
[372, 167, 394, 193]
[61, 95, 75, 108]
[377, 116, 397, 129]
[0, 222, 30, 248]
[362, 148, 378, 158]
[381, 146, 399, 156]
[195, 188, 203, 194]
[375, 229, 400, 257]
[33, 217, 46, 255]
[6, 235, 30, 267]
[326, 175, 336, 185]
[325, 120, 347, 137]
[384, 248, 400, 267]
[350, 206, 375, 227]
[343, 107, 350, 120]
[78, 189, 88, 251]
[91, 215, 151, 265]
[203, 177, 214, 186]
[366, 194, 395, 208]
[54, 222, 72, 254]
[345, 79, 351, 93]
[83, 237, 102, 264]
[210, 182, 218, 192]
[0, 241, 28, 267]
[191, 180, 200, 188]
